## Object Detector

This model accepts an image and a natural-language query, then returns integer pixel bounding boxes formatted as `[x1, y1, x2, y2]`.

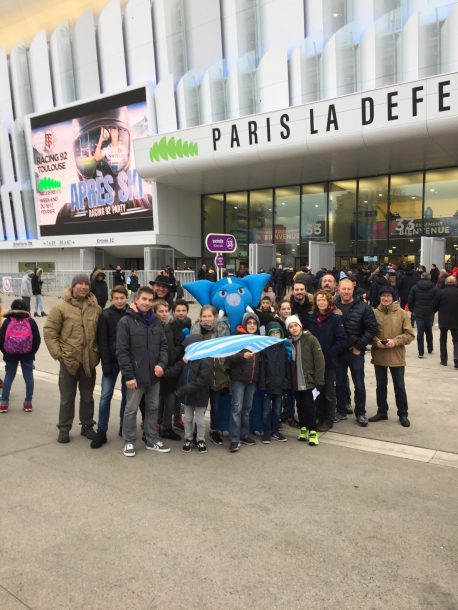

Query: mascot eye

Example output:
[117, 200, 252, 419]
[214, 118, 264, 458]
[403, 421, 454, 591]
[219, 290, 227, 297]
[237, 288, 245, 295]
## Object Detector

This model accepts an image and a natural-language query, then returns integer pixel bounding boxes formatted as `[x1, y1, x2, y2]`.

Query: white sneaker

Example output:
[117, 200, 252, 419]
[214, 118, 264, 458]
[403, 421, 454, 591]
[123, 442, 135, 457]
[146, 440, 171, 453]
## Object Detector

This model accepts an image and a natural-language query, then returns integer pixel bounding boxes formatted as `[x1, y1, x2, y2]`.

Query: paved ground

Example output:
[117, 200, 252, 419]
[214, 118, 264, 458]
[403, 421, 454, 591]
[0, 295, 457, 609]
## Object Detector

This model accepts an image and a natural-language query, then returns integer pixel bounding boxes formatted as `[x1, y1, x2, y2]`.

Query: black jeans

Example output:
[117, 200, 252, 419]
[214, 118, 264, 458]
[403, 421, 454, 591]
[316, 367, 336, 426]
[416, 317, 433, 356]
[374, 365, 408, 417]
[294, 389, 316, 432]
[440, 328, 458, 364]
[336, 351, 366, 417]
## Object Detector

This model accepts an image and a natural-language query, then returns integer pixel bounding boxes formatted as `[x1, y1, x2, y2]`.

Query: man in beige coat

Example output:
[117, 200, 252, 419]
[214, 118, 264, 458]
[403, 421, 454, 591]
[44, 274, 101, 443]
[368, 285, 415, 427]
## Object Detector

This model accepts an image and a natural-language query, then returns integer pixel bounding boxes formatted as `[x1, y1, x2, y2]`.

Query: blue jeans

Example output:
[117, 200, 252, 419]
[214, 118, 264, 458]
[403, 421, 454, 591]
[34, 294, 44, 315]
[209, 389, 223, 431]
[262, 393, 281, 437]
[96, 363, 127, 432]
[1, 359, 34, 403]
[336, 351, 366, 417]
[416, 317, 433, 356]
[229, 381, 256, 443]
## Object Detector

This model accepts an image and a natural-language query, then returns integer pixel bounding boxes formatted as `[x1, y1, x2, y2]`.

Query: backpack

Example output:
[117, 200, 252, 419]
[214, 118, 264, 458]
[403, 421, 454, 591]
[4, 317, 33, 355]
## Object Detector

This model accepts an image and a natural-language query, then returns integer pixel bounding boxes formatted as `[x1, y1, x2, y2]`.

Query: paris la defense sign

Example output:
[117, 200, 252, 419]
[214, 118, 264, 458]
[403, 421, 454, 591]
[134, 72, 458, 178]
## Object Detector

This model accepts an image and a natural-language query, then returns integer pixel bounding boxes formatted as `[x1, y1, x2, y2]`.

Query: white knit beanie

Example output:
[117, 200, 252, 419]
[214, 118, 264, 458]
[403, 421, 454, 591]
[285, 314, 302, 329]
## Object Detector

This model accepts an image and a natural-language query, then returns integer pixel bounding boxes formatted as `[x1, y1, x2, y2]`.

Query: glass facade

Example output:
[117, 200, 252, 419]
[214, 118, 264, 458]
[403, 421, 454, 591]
[202, 168, 458, 269]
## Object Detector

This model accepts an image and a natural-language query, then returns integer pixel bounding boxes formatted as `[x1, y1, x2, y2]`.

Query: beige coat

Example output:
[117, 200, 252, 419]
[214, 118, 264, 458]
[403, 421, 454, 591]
[44, 289, 101, 376]
[371, 302, 414, 367]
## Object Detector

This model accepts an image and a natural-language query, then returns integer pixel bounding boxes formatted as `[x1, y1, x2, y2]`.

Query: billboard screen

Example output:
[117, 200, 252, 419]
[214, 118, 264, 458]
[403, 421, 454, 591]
[30, 88, 154, 237]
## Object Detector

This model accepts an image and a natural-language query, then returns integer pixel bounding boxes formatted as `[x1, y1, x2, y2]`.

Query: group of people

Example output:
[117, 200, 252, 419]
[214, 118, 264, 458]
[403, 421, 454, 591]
[1, 262, 457, 459]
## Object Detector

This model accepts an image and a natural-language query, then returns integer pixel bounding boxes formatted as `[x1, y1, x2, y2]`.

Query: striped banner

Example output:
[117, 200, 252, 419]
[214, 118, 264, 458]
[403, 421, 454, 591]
[185, 334, 285, 361]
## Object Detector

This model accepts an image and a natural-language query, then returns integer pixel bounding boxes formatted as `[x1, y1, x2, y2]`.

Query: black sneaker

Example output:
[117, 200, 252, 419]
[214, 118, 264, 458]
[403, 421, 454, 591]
[262, 435, 271, 444]
[160, 428, 181, 441]
[356, 415, 368, 427]
[182, 440, 192, 453]
[81, 424, 96, 439]
[197, 441, 207, 454]
[229, 441, 240, 453]
[58, 429, 70, 443]
[210, 430, 223, 445]
[334, 412, 347, 422]
[240, 436, 256, 446]
[90, 430, 107, 448]
[271, 431, 287, 442]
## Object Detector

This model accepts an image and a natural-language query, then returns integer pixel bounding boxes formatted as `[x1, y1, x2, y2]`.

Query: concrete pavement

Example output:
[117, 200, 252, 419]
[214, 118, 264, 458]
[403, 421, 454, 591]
[0, 294, 457, 609]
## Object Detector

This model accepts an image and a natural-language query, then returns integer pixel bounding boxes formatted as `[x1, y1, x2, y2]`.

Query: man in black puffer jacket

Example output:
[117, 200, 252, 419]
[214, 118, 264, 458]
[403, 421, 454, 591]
[91, 285, 129, 448]
[408, 272, 437, 358]
[433, 275, 458, 367]
[335, 278, 378, 426]
[116, 286, 169, 457]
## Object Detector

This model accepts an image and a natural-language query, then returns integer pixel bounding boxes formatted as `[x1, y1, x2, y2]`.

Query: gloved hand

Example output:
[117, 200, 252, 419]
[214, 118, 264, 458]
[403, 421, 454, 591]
[284, 339, 293, 361]
[181, 327, 190, 338]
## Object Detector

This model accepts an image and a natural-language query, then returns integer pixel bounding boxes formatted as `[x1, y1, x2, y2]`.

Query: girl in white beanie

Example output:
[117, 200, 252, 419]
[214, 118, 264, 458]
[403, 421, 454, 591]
[286, 315, 325, 446]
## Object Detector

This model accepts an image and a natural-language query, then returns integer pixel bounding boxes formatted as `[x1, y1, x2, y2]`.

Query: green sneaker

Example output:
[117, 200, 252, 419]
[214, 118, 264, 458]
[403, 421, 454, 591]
[297, 427, 308, 442]
[308, 430, 319, 446]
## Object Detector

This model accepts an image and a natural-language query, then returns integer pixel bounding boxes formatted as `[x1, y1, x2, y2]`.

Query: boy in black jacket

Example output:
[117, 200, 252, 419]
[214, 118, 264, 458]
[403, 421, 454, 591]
[259, 321, 290, 443]
[91, 286, 128, 448]
[176, 336, 212, 454]
[154, 299, 184, 441]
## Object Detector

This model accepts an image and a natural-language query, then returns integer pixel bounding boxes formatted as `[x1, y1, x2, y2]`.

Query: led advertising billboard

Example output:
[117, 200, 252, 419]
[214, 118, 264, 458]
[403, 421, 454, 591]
[30, 88, 153, 237]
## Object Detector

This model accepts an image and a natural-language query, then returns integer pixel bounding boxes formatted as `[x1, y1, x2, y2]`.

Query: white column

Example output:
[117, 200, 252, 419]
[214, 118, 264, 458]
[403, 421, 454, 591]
[9, 44, 33, 119]
[29, 30, 54, 112]
[0, 122, 15, 189]
[97, 0, 128, 93]
[154, 74, 178, 133]
[50, 23, 76, 106]
[124, 0, 157, 86]
[0, 49, 14, 128]
[257, 46, 289, 112]
[72, 10, 101, 99]
[0, 184, 16, 240]
[11, 184, 27, 240]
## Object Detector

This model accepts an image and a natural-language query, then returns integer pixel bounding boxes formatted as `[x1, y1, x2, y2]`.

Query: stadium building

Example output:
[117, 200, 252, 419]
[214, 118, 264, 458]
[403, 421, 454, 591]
[0, 0, 458, 273]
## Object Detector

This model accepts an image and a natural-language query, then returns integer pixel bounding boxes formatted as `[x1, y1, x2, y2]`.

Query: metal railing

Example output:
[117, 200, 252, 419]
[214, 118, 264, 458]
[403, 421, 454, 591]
[0, 270, 196, 301]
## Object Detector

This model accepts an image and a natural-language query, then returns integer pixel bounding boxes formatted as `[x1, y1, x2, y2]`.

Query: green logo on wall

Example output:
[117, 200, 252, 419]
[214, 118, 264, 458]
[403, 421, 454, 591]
[37, 177, 61, 191]
[149, 136, 199, 162]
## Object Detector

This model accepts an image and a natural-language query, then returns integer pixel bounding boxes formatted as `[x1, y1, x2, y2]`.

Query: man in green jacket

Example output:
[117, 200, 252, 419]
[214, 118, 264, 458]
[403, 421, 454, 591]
[44, 274, 101, 443]
[369, 285, 415, 427]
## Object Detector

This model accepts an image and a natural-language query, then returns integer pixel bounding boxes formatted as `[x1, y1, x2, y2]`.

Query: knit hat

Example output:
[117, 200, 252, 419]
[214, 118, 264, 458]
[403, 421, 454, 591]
[11, 298, 28, 311]
[71, 273, 90, 288]
[285, 315, 302, 329]
[379, 285, 395, 297]
[266, 321, 284, 338]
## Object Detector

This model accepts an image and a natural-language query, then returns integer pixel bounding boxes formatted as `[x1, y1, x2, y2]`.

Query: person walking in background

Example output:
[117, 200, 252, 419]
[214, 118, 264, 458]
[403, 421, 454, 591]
[32, 267, 47, 317]
[0, 299, 41, 413]
[396, 263, 419, 311]
[430, 264, 440, 285]
[91, 285, 129, 449]
[408, 272, 437, 358]
[90, 268, 109, 309]
[20, 270, 34, 313]
[433, 275, 458, 368]
[126, 269, 140, 301]
[44, 274, 101, 443]
[113, 265, 126, 286]
[286, 315, 325, 446]
[369, 286, 415, 427]
[116, 286, 170, 457]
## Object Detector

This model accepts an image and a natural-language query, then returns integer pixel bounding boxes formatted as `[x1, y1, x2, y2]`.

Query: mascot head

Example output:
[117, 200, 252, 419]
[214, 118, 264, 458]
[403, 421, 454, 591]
[184, 273, 270, 333]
